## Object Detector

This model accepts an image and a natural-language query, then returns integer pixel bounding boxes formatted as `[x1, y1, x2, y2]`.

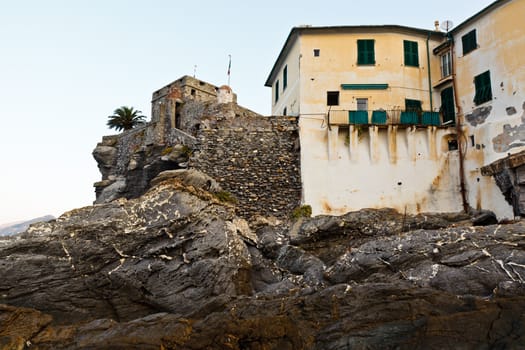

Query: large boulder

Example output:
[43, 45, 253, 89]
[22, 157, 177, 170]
[0, 176, 252, 324]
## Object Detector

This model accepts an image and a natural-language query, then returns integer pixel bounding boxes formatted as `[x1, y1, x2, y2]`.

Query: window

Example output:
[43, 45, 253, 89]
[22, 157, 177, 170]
[327, 91, 339, 106]
[356, 98, 368, 111]
[403, 40, 419, 67]
[405, 99, 422, 114]
[357, 39, 375, 65]
[440, 87, 455, 125]
[283, 107, 287, 116]
[275, 80, 279, 103]
[462, 29, 477, 55]
[313, 49, 320, 57]
[283, 65, 288, 90]
[474, 70, 492, 105]
[440, 51, 452, 78]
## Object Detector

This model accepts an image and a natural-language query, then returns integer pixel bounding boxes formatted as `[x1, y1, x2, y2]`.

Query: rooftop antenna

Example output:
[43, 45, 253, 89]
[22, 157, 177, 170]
[440, 20, 454, 33]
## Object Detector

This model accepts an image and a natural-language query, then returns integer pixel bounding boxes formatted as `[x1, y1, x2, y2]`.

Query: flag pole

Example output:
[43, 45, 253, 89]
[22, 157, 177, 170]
[227, 55, 231, 86]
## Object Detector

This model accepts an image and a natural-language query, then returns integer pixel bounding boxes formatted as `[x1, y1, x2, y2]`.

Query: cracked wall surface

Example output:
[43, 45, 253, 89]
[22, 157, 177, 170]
[492, 102, 525, 153]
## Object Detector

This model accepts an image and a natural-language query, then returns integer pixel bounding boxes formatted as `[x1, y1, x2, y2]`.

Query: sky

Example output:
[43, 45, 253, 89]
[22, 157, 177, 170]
[0, 0, 494, 224]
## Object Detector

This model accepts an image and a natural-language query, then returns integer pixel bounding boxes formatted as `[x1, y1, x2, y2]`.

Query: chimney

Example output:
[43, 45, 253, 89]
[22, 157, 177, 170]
[434, 20, 440, 31]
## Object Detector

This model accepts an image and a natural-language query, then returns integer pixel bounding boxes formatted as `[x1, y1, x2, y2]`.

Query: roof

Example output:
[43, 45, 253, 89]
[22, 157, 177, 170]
[264, 0, 511, 87]
[264, 25, 445, 87]
[450, 0, 511, 34]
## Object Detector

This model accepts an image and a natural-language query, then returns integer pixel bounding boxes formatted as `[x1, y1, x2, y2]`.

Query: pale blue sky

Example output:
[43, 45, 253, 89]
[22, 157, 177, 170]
[0, 0, 493, 223]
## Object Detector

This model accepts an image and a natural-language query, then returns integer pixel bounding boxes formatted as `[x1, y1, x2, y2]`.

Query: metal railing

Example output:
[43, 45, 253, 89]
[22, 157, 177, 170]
[328, 109, 452, 127]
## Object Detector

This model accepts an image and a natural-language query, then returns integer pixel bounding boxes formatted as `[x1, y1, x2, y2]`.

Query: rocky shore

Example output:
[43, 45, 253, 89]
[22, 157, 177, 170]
[1, 170, 524, 349]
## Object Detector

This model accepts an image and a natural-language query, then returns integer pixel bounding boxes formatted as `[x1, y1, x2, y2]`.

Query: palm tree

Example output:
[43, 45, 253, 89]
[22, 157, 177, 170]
[107, 106, 146, 131]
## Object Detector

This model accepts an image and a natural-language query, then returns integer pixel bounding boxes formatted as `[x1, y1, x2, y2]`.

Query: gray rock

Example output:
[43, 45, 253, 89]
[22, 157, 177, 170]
[150, 168, 221, 192]
[472, 210, 498, 226]
[92, 145, 117, 178]
[95, 177, 126, 203]
[0, 179, 250, 324]
[2, 197, 525, 349]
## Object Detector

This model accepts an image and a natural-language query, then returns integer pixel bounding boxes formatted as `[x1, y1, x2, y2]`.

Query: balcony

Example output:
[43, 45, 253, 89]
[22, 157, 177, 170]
[328, 110, 449, 127]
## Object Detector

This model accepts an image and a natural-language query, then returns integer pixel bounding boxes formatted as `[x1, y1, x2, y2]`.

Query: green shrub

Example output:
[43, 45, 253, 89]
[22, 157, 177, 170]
[291, 205, 312, 219]
[214, 191, 237, 204]
[181, 145, 193, 157]
[161, 146, 173, 156]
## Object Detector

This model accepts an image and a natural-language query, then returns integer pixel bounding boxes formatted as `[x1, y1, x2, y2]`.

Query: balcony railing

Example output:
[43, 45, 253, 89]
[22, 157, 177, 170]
[329, 109, 449, 127]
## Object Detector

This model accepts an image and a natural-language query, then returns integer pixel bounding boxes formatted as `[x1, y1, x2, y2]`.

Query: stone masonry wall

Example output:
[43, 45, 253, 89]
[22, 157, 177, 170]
[191, 116, 301, 219]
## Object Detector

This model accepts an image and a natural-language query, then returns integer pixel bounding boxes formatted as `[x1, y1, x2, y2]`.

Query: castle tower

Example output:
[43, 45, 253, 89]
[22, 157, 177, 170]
[217, 85, 234, 104]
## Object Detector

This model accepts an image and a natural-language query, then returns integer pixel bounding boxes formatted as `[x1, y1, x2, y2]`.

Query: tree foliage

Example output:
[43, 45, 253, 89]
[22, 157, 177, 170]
[107, 106, 146, 132]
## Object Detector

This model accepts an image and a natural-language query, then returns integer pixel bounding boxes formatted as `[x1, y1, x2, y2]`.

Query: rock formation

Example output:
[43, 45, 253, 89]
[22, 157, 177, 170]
[1, 169, 525, 349]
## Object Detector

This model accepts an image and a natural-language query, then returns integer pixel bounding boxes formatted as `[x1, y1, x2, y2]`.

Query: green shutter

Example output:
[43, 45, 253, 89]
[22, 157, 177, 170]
[283, 66, 288, 90]
[462, 30, 477, 55]
[474, 70, 492, 105]
[275, 80, 279, 103]
[357, 39, 375, 65]
[405, 99, 422, 114]
[404, 40, 419, 67]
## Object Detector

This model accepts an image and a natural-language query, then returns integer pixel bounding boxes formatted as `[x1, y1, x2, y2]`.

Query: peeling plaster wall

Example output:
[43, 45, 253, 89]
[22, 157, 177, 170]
[300, 117, 463, 216]
[454, 0, 525, 219]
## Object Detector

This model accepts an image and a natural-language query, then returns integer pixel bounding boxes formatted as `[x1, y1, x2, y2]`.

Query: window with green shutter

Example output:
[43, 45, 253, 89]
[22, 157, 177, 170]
[283, 65, 288, 90]
[357, 39, 375, 65]
[405, 99, 422, 114]
[462, 29, 477, 55]
[403, 40, 419, 67]
[275, 80, 279, 103]
[474, 70, 492, 105]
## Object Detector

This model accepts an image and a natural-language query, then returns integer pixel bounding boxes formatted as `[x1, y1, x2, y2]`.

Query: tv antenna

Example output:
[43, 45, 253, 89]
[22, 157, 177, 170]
[441, 20, 454, 32]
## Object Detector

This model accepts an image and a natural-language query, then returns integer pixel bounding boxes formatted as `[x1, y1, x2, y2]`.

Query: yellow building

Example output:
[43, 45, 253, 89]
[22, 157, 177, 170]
[265, 0, 524, 219]
[447, 0, 525, 216]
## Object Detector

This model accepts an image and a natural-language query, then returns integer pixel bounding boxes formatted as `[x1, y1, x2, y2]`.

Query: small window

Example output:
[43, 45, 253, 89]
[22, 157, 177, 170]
[440, 51, 452, 78]
[313, 49, 320, 57]
[275, 80, 279, 103]
[283, 107, 287, 116]
[191, 89, 196, 96]
[474, 70, 492, 105]
[283, 65, 288, 90]
[357, 39, 375, 65]
[356, 98, 368, 111]
[405, 99, 422, 114]
[448, 139, 458, 151]
[327, 91, 339, 106]
[403, 40, 419, 67]
[462, 29, 477, 55]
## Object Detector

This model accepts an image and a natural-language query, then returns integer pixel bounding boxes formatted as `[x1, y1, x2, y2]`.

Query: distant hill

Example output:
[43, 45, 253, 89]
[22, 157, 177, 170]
[0, 215, 55, 236]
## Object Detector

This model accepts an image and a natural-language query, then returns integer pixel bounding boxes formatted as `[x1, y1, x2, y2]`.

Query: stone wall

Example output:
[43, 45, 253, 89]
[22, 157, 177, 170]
[94, 76, 301, 218]
[191, 115, 301, 219]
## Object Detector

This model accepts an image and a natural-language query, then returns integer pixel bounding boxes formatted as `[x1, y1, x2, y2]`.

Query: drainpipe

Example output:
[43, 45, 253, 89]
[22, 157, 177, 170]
[426, 33, 433, 112]
[450, 35, 470, 213]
